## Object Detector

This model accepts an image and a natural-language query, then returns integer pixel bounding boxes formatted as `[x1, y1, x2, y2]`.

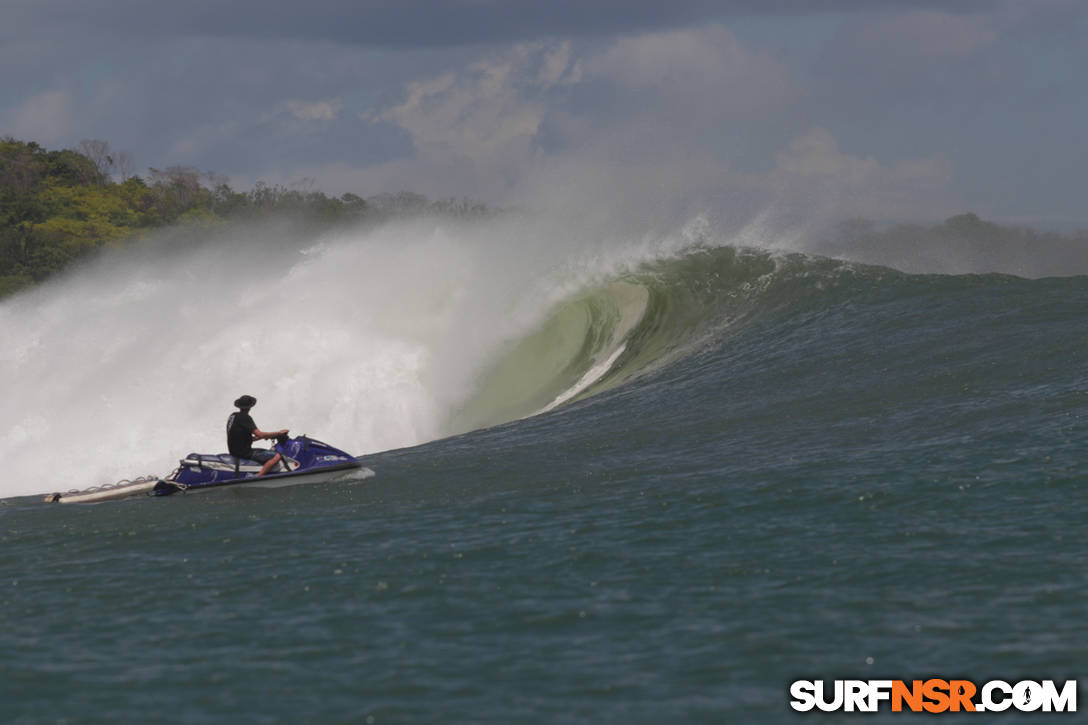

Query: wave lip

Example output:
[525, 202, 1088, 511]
[448, 281, 649, 433]
[448, 245, 791, 432]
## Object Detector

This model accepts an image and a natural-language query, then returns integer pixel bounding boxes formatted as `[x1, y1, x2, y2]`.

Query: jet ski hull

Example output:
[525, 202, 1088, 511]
[153, 460, 365, 496]
[154, 435, 365, 496]
[47, 436, 367, 503]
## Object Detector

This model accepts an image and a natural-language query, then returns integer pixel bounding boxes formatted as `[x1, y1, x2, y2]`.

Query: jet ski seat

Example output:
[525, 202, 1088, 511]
[182, 453, 263, 473]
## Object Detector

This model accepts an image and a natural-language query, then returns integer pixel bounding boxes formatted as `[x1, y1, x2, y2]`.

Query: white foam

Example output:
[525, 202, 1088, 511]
[543, 343, 627, 412]
[0, 218, 560, 497]
[0, 213, 720, 498]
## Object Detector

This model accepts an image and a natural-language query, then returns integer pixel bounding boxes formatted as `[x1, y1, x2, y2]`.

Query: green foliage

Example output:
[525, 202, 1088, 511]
[0, 136, 496, 299]
[0, 273, 33, 297]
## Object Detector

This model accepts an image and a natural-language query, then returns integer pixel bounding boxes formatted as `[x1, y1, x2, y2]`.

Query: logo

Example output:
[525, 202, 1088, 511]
[789, 679, 1078, 713]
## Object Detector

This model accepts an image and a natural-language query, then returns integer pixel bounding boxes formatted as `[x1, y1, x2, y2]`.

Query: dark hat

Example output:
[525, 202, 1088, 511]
[234, 395, 257, 408]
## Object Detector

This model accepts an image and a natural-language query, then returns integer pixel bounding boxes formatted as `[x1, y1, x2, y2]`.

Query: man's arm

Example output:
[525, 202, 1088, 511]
[253, 427, 289, 440]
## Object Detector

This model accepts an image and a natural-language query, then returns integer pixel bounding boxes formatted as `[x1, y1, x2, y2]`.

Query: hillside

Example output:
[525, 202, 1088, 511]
[0, 138, 488, 297]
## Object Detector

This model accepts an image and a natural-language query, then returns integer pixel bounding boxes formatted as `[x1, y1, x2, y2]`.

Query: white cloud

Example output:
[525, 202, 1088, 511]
[773, 128, 953, 187]
[359, 42, 583, 197]
[286, 98, 342, 121]
[372, 43, 574, 155]
[537, 41, 581, 86]
[354, 29, 795, 199]
[1, 3, 1085, 227]
[591, 24, 789, 101]
[343, 27, 959, 224]
[774, 128, 879, 181]
[766, 128, 955, 221]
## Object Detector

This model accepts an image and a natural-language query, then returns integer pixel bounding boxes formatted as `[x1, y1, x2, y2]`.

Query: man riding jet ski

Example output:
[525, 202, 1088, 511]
[227, 394, 289, 476]
[149, 393, 363, 495]
[45, 395, 365, 502]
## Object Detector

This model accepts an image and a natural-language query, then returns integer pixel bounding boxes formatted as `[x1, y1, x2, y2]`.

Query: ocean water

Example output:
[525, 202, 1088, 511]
[1, 220, 1086, 723]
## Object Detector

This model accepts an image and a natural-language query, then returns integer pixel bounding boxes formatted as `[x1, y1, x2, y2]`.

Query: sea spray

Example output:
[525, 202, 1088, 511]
[0, 218, 515, 497]
[0, 213, 724, 499]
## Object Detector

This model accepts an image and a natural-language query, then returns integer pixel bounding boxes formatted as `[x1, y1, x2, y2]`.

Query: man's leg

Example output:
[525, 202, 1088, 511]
[257, 453, 283, 477]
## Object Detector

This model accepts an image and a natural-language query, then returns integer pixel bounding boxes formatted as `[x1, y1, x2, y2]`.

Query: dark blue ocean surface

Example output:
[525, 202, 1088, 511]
[2, 248, 1086, 723]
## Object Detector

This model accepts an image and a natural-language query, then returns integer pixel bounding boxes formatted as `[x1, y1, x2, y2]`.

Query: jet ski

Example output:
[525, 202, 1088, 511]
[47, 435, 367, 503]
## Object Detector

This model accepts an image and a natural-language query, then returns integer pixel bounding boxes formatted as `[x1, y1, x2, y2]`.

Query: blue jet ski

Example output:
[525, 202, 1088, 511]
[47, 435, 366, 503]
[152, 435, 363, 496]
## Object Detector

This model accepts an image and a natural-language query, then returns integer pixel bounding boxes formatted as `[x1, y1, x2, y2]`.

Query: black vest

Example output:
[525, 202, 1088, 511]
[226, 411, 256, 458]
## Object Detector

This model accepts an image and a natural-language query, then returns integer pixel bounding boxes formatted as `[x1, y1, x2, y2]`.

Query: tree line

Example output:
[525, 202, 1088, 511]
[0, 137, 491, 298]
[820, 213, 1088, 278]
[5, 137, 1083, 299]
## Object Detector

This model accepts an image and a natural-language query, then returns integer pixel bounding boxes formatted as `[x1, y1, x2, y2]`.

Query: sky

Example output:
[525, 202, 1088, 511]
[3, 0, 1087, 227]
